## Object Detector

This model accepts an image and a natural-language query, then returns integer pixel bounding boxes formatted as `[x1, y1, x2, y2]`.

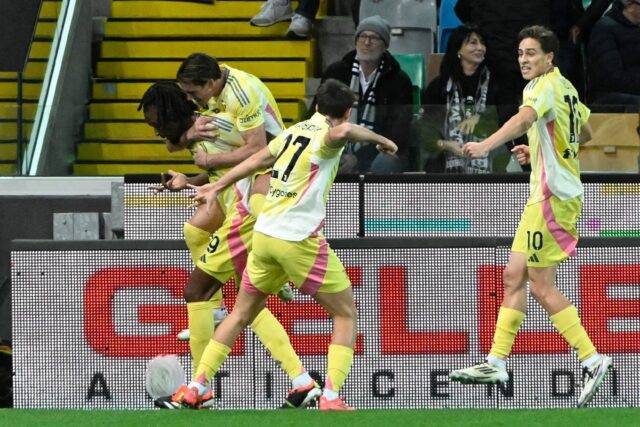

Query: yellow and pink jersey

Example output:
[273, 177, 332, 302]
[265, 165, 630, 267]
[521, 67, 590, 205]
[255, 112, 343, 241]
[206, 65, 284, 138]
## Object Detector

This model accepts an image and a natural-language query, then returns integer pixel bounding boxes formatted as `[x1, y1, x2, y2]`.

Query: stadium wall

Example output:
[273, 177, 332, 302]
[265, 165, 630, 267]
[11, 238, 640, 409]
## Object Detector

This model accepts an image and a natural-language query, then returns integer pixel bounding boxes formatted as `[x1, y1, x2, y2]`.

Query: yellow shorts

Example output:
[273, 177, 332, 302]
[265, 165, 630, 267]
[512, 195, 581, 267]
[196, 186, 256, 284]
[241, 232, 351, 296]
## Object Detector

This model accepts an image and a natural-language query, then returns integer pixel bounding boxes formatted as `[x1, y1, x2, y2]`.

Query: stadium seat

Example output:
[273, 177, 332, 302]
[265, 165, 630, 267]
[359, 0, 437, 70]
[394, 53, 424, 113]
[438, 0, 462, 53]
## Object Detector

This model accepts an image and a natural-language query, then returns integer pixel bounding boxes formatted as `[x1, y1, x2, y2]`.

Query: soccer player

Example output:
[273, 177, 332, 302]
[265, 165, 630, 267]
[139, 82, 315, 409]
[451, 25, 612, 408]
[177, 79, 397, 411]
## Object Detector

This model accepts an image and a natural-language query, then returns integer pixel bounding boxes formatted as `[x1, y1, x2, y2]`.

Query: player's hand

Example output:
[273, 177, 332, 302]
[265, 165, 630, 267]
[186, 116, 219, 142]
[456, 114, 480, 135]
[192, 149, 213, 171]
[463, 141, 489, 158]
[188, 183, 220, 214]
[511, 144, 531, 165]
[376, 138, 398, 155]
[147, 169, 188, 193]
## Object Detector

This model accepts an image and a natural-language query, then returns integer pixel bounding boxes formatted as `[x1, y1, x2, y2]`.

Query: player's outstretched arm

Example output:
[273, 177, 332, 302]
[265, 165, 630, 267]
[325, 123, 398, 154]
[190, 146, 276, 212]
[464, 106, 537, 158]
[579, 122, 593, 145]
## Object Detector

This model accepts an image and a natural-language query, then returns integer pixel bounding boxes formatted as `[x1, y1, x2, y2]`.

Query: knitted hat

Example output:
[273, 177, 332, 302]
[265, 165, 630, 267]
[356, 15, 391, 47]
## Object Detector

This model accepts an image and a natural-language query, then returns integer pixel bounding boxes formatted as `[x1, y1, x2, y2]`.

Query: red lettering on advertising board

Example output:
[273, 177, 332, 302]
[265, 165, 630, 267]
[263, 266, 364, 356]
[478, 266, 569, 354]
[84, 268, 245, 358]
[581, 265, 640, 352]
[380, 266, 468, 354]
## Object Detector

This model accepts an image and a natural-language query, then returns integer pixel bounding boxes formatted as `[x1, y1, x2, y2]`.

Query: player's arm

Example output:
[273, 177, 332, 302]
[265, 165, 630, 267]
[178, 115, 219, 146]
[193, 124, 267, 170]
[190, 146, 276, 211]
[148, 170, 209, 193]
[579, 122, 592, 145]
[464, 106, 537, 158]
[325, 123, 398, 154]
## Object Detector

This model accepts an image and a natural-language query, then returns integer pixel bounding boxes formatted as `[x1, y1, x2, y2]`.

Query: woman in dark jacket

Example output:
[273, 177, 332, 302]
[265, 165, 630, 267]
[423, 24, 499, 173]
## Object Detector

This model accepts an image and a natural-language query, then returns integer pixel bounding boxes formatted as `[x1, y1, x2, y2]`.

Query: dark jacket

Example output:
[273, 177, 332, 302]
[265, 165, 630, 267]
[320, 50, 413, 171]
[588, 1, 640, 98]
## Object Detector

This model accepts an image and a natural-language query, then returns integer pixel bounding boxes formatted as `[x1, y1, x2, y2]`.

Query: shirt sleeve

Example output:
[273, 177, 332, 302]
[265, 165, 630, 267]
[578, 101, 590, 127]
[231, 84, 265, 133]
[521, 79, 553, 120]
[267, 132, 286, 157]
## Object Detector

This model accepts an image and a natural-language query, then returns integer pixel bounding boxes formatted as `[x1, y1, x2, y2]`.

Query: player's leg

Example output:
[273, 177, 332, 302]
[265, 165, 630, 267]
[528, 195, 611, 407]
[286, 237, 355, 410]
[450, 214, 531, 385]
[179, 197, 227, 341]
[176, 285, 268, 408]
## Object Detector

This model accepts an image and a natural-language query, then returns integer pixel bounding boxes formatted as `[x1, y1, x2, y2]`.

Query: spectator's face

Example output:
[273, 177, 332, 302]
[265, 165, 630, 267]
[623, 0, 640, 25]
[518, 38, 553, 81]
[179, 80, 214, 108]
[458, 33, 486, 67]
[356, 31, 386, 62]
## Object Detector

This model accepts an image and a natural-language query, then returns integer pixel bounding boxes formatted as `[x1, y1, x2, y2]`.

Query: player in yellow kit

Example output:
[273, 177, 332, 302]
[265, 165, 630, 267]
[139, 82, 314, 409]
[178, 79, 398, 411]
[450, 26, 611, 408]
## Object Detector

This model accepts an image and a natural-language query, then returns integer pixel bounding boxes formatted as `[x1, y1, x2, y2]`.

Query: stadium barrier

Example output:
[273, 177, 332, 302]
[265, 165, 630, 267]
[11, 237, 640, 409]
[123, 174, 640, 240]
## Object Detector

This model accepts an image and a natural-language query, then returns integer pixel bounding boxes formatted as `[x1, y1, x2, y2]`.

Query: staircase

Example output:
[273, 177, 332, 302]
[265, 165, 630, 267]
[75, 0, 319, 176]
[0, 0, 60, 175]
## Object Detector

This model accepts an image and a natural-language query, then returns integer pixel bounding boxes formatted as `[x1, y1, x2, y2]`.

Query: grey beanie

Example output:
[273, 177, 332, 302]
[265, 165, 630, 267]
[356, 15, 391, 47]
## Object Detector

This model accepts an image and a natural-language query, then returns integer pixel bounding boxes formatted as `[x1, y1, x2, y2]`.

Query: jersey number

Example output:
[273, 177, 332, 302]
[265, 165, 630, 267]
[527, 231, 544, 250]
[271, 134, 311, 182]
[563, 95, 580, 144]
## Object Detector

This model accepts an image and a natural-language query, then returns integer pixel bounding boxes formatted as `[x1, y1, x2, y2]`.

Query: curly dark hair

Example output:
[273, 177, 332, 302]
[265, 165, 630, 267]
[138, 81, 195, 145]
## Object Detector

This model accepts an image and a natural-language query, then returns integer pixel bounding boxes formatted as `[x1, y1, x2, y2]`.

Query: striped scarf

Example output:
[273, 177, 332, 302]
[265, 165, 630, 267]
[346, 58, 384, 152]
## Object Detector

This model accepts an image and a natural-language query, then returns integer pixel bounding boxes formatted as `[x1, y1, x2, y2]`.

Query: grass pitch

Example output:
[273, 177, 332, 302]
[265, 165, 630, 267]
[1, 408, 639, 427]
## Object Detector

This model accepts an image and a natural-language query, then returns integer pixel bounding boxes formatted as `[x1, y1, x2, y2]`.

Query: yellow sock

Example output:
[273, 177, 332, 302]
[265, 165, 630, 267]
[251, 308, 303, 380]
[489, 307, 526, 359]
[183, 222, 211, 264]
[194, 339, 231, 384]
[326, 344, 354, 392]
[187, 301, 215, 369]
[249, 193, 265, 216]
[550, 305, 597, 361]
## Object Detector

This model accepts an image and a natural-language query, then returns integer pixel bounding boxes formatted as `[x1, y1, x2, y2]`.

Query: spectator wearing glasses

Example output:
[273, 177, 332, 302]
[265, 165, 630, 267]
[317, 15, 413, 173]
[587, 0, 640, 109]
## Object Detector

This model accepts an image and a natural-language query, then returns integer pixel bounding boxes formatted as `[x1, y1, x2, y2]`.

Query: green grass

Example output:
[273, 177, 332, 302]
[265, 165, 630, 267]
[1, 408, 639, 427]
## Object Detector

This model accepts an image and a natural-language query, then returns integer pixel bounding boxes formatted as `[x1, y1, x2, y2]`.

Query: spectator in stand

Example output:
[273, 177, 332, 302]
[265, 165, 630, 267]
[423, 24, 499, 173]
[455, 0, 549, 156]
[250, 0, 319, 39]
[550, 0, 614, 100]
[319, 15, 413, 173]
[588, 0, 640, 109]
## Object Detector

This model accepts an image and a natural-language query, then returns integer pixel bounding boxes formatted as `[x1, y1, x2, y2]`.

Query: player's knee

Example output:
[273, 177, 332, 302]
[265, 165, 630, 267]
[528, 280, 554, 305]
[502, 265, 526, 292]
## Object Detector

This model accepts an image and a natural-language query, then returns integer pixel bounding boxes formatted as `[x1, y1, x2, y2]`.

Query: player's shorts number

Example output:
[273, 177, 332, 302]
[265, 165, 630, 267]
[527, 230, 543, 250]
[207, 235, 221, 254]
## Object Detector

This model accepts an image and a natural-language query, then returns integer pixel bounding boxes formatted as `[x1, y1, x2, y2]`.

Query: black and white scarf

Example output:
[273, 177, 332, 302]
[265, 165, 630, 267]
[346, 58, 385, 153]
[444, 66, 491, 173]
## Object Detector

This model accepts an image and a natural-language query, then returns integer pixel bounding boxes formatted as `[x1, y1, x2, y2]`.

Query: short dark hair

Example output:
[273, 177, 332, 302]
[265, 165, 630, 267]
[518, 25, 559, 64]
[315, 79, 356, 118]
[177, 53, 222, 86]
[138, 81, 194, 144]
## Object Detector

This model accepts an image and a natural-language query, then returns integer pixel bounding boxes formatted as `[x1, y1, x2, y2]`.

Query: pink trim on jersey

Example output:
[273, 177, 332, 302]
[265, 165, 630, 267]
[310, 220, 325, 238]
[241, 268, 268, 296]
[264, 104, 280, 127]
[299, 238, 329, 296]
[541, 167, 578, 256]
[228, 186, 250, 275]
[540, 121, 555, 199]
[296, 162, 320, 204]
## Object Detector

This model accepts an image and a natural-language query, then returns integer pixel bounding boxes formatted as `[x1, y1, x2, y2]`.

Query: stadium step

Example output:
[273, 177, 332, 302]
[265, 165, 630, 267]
[73, 161, 201, 176]
[96, 59, 311, 80]
[0, 141, 17, 161]
[104, 20, 290, 38]
[77, 141, 192, 162]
